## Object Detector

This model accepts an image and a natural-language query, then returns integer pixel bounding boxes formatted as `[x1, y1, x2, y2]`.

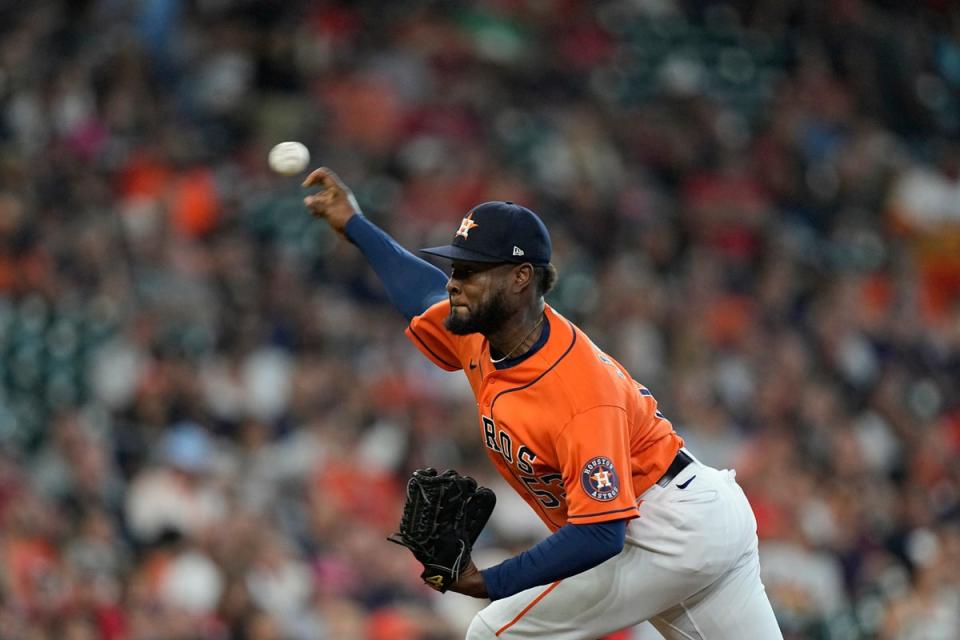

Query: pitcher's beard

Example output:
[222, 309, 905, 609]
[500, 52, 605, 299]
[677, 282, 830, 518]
[445, 291, 510, 336]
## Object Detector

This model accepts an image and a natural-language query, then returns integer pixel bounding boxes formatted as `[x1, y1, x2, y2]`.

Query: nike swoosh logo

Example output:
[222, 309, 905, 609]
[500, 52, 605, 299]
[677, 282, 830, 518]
[676, 475, 696, 490]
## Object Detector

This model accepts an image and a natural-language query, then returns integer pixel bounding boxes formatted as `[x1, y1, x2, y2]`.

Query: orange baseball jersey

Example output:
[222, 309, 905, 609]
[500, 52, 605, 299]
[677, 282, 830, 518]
[406, 301, 683, 532]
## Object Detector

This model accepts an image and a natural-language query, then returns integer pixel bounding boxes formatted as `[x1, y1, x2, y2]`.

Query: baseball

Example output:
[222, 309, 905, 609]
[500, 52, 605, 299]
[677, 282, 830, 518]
[268, 141, 310, 175]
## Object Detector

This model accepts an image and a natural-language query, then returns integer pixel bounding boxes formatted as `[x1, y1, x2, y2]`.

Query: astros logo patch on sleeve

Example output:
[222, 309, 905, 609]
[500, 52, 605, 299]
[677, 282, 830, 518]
[581, 457, 620, 502]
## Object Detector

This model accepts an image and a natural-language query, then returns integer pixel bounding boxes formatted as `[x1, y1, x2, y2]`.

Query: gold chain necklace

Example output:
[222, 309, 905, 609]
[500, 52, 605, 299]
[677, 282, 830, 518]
[489, 315, 544, 364]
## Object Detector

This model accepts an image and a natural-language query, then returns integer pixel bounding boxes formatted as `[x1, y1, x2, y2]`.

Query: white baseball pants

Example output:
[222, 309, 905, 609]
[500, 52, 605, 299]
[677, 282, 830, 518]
[465, 455, 783, 639]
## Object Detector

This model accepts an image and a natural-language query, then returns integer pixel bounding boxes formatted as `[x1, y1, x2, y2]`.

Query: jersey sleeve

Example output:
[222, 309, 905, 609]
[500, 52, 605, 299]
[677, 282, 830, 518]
[556, 405, 640, 525]
[404, 299, 465, 372]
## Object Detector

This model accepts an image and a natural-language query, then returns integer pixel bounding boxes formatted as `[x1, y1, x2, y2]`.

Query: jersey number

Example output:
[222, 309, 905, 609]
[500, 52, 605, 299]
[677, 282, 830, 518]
[482, 416, 564, 510]
[519, 473, 564, 509]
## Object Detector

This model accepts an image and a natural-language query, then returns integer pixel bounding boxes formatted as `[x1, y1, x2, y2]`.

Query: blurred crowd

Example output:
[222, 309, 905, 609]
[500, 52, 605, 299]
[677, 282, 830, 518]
[1, 0, 959, 639]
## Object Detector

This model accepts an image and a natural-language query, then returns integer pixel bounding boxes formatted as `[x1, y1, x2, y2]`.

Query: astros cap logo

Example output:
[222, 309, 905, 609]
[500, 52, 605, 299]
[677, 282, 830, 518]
[455, 211, 479, 239]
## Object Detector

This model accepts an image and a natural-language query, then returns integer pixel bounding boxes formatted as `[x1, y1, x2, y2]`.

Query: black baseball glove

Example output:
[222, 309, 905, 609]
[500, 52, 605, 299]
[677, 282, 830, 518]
[388, 468, 496, 592]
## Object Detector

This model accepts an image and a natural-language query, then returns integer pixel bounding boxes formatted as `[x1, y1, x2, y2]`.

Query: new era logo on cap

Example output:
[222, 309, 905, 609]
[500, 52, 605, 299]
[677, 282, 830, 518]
[420, 201, 552, 266]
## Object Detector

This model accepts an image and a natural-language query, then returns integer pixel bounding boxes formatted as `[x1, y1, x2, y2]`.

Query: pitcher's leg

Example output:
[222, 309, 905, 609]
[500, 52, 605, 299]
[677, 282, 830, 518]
[650, 472, 783, 640]
[466, 464, 780, 640]
[651, 547, 782, 640]
[465, 545, 711, 640]
[465, 472, 735, 639]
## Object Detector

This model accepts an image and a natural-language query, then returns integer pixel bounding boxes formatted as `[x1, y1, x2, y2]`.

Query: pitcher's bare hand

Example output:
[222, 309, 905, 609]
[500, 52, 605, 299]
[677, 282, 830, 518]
[303, 167, 360, 237]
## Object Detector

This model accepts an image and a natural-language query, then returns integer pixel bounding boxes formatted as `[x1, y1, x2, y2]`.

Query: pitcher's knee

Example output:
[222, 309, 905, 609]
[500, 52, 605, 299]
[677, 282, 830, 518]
[465, 613, 497, 640]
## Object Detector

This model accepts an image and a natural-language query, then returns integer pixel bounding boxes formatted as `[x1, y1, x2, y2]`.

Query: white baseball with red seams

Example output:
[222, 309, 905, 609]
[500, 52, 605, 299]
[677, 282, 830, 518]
[268, 141, 310, 175]
[465, 451, 784, 640]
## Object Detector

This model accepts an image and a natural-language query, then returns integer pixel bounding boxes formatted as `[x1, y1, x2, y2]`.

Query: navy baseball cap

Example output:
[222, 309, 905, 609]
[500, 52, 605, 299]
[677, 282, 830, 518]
[420, 201, 552, 266]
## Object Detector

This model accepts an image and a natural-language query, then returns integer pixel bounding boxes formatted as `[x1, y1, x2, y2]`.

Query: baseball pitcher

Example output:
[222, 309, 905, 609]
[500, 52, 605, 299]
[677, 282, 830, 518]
[303, 168, 783, 639]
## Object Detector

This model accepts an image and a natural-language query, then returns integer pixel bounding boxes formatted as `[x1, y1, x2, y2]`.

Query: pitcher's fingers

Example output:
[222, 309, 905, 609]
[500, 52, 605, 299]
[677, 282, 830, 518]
[303, 167, 348, 191]
[304, 193, 327, 207]
[321, 168, 349, 192]
[302, 168, 330, 188]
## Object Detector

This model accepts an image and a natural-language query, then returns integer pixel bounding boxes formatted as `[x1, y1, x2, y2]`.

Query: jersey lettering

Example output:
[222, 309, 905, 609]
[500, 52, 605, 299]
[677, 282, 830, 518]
[482, 417, 563, 509]
[482, 416, 500, 452]
[637, 384, 669, 420]
[498, 431, 513, 462]
[596, 349, 626, 379]
[517, 446, 536, 474]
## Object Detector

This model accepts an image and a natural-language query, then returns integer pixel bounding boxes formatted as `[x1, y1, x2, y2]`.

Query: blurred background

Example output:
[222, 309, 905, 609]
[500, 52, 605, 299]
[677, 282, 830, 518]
[1, 0, 959, 638]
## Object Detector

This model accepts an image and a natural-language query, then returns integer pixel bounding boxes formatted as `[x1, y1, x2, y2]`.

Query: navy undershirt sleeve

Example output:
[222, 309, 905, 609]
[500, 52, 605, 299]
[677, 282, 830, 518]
[344, 214, 449, 320]
[481, 519, 627, 601]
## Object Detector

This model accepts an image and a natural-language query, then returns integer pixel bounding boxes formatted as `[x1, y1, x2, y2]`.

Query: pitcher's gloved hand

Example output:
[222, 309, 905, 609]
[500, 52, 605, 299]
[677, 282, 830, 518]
[388, 468, 497, 592]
